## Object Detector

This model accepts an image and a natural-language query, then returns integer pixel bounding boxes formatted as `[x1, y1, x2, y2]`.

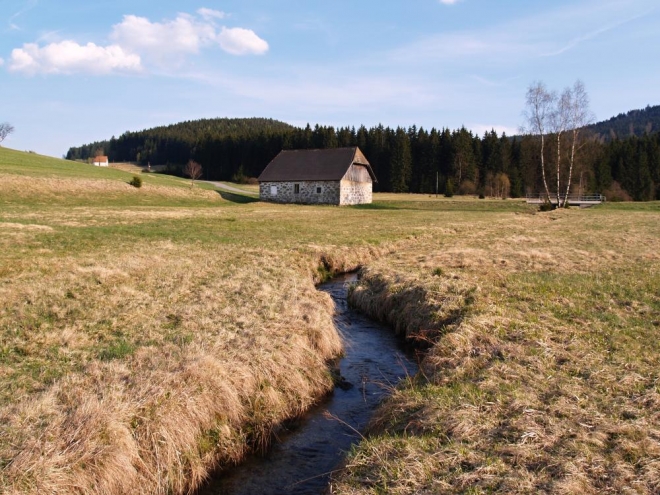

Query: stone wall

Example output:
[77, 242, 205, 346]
[260, 180, 373, 205]
[339, 180, 372, 205]
[259, 181, 341, 204]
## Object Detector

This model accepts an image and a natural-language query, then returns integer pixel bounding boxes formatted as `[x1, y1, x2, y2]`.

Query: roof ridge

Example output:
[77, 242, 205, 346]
[258, 147, 372, 182]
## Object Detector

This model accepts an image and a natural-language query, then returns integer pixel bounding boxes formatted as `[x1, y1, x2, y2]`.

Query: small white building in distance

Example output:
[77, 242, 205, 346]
[93, 156, 109, 167]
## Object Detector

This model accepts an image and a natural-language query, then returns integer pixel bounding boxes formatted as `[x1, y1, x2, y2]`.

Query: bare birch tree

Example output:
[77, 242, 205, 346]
[551, 89, 572, 205]
[524, 80, 593, 207]
[562, 80, 594, 207]
[183, 159, 203, 188]
[523, 82, 555, 203]
[0, 123, 15, 145]
[495, 172, 511, 199]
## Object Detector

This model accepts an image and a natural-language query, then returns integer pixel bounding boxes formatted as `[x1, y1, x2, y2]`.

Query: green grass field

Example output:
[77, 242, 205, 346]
[1, 147, 659, 494]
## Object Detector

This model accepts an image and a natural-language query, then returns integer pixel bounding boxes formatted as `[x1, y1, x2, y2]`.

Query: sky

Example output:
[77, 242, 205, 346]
[1, 0, 659, 157]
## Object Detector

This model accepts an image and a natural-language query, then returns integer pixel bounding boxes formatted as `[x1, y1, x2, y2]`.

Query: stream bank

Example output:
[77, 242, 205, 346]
[198, 273, 418, 495]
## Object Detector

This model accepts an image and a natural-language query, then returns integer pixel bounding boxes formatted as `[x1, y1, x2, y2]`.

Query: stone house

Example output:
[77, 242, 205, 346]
[258, 147, 377, 205]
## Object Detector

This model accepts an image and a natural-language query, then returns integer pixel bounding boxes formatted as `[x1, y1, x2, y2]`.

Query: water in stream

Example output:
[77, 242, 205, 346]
[198, 273, 418, 495]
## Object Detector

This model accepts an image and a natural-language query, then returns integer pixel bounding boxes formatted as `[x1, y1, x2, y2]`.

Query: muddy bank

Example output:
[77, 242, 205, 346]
[198, 273, 418, 495]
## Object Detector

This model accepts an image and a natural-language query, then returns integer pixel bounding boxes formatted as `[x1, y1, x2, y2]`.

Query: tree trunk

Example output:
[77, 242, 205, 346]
[556, 132, 562, 206]
[540, 133, 551, 203]
[563, 129, 578, 207]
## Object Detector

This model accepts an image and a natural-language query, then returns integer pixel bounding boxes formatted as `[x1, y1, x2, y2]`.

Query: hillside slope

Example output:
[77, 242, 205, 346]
[66, 117, 294, 163]
[589, 104, 660, 140]
[0, 147, 220, 207]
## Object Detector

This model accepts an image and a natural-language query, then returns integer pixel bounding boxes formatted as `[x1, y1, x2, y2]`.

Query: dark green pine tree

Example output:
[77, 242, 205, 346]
[451, 127, 478, 188]
[646, 134, 660, 199]
[356, 125, 369, 151]
[634, 146, 654, 200]
[508, 137, 524, 198]
[390, 127, 412, 193]
[437, 128, 453, 189]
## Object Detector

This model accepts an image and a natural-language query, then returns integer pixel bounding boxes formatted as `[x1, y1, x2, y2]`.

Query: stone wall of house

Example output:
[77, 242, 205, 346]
[339, 180, 372, 205]
[259, 181, 341, 204]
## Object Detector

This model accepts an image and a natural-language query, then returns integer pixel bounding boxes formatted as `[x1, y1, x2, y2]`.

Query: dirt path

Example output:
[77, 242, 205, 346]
[205, 181, 256, 194]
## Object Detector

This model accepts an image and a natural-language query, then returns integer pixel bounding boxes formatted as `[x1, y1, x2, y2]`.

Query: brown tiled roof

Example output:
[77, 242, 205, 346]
[258, 147, 376, 182]
[93, 156, 108, 162]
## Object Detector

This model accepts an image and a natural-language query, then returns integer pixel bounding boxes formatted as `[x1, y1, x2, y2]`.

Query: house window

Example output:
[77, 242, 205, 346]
[270, 185, 278, 196]
[316, 186, 322, 194]
[294, 184, 300, 194]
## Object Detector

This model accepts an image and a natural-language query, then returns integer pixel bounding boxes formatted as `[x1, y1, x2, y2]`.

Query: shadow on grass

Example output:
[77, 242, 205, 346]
[351, 202, 401, 210]
[217, 190, 260, 204]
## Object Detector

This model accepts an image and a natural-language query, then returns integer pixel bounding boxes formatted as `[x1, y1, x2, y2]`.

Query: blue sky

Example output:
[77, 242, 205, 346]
[2, 0, 659, 157]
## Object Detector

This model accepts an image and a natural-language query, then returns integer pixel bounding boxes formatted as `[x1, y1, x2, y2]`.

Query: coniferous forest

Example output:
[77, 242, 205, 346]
[66, 109, 660, 201]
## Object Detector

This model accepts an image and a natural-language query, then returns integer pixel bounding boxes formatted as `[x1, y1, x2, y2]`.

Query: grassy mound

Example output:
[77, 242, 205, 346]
[0, 147, 220, 208]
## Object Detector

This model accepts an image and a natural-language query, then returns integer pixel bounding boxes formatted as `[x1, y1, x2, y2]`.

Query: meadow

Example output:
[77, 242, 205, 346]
[1, 147, 659, 494]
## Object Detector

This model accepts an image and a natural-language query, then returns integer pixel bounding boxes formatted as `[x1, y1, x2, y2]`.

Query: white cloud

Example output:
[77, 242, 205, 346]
[109, 13, 267, 64]
[217, 27, 269, 55]
[8, 41, 141, 75]
[197, 8, 227, 20]
[393, 0, 656, 67]
[8, 0, 37, 30]
[439, 0, 461, 4]
[6, 10, 269, 76]
[541, 9, 652, 57]
[110, 14, 216, 62]
[0, 58, 4, 67]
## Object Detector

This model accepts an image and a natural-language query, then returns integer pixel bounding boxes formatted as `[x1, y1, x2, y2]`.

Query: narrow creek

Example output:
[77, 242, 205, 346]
[198, 273, 418, 495]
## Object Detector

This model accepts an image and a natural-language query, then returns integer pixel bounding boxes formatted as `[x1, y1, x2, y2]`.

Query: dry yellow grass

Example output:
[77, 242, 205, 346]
[0, 174, 221, 204]
[0, 154, 406, 494]
[332, 206, 660, 494]
[0, 245, 355, 494]
[3, 148, 660, 495]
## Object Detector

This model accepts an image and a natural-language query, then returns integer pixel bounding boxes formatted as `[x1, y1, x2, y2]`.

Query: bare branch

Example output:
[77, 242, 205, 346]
[563, 80, 594, 206]
[0, 122, 15, 144]
[183, 159, 203, 187]
[523, 81, 555, 203]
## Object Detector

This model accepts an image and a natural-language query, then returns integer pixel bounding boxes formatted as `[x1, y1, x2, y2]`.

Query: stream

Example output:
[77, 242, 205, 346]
[198, 273, 418, 495]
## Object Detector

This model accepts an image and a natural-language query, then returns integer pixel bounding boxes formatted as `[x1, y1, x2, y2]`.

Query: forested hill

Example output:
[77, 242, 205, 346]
[66, 117, 295, 165]
[67, 115, 660, 201]
[588, 104, 660, 140]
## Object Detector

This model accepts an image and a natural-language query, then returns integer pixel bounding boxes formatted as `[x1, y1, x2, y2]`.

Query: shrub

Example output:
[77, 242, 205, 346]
[232, 164, 249, 184]
[129, 175, 143, 188]
[444, 179, 454, 198]
[539, 200, 554, 212]
[603, 181, 632, 202]
[458, 180, 477, 195]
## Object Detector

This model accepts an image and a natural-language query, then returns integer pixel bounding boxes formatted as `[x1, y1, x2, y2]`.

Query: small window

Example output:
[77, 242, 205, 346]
[316, 186, 322, 194]
[294, 184, 300, 194]
[270, 185, 278, 196]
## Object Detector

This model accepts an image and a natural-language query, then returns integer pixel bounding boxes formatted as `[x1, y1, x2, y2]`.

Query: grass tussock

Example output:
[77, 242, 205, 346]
[333, 207, 660, 494]
[0, 248, 349, 495]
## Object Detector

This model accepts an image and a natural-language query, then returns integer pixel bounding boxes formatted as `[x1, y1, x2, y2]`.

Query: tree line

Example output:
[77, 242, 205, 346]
[590, 104, 660, 141]
[66, 116, 660, 200]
